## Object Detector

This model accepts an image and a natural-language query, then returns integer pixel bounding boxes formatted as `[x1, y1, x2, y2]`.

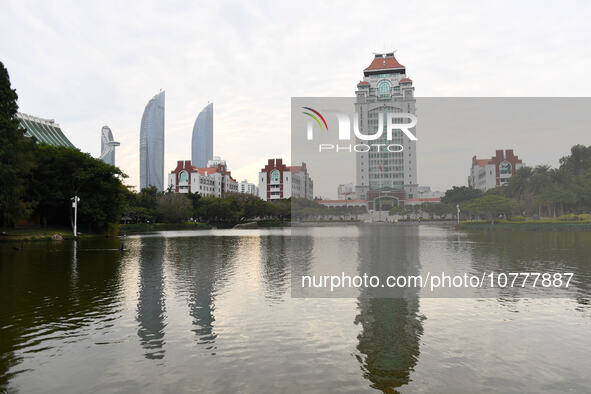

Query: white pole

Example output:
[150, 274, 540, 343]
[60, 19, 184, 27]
[456, 203, 460, 225]
[73, 194, 78, 237]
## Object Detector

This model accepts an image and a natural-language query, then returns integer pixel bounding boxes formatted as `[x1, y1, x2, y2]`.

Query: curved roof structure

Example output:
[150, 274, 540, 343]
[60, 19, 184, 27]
[17, 112, 75, 148]
[363, 53, 406, 76]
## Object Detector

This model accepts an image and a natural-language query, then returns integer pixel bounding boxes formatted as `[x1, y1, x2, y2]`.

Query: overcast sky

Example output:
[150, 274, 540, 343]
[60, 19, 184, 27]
[2, 0, 590, 193]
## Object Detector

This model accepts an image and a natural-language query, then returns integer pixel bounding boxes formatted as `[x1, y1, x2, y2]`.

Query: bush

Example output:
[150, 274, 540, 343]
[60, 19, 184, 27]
[558, 214, 582, 221]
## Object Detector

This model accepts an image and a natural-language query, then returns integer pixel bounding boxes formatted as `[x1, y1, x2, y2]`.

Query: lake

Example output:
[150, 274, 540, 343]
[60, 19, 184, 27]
[1, 225, 590, 393]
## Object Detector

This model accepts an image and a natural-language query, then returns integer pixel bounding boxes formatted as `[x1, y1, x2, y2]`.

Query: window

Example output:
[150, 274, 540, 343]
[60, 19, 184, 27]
[179, 170, 189, 183]
[377, 80, 392, 98]
[499, 161, 512, 175]
[270, 169, 281, 183]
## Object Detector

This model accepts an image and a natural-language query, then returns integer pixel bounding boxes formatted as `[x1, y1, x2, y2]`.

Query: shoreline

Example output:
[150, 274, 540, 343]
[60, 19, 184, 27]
[458, 221, 591, 231]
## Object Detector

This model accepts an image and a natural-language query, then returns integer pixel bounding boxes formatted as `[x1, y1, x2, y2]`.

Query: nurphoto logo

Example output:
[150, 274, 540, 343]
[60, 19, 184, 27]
[302, 106, 417, 153]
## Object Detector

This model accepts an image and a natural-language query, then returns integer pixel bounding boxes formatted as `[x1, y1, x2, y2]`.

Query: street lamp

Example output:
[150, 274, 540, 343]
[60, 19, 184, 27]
[456, 203, 460, 225]
[71, 195, 80, 237]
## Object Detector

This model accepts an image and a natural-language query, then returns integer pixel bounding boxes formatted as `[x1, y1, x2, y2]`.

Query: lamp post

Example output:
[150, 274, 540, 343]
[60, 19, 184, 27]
[456, 203, 460, 225]
[71, 195, 80, 237]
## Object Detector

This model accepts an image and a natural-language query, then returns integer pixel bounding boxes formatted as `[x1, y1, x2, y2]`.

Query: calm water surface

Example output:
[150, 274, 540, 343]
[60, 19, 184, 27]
[1, 225, 590, 393]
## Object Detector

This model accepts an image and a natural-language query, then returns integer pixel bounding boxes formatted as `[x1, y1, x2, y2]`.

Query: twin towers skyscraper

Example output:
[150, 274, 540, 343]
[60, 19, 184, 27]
[139, 91, 213, 191]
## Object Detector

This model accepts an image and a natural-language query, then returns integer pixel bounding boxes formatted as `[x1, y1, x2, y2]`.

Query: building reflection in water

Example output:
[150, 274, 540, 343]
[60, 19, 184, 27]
[168, 236, 238, 352]
[136, 237, 167, 360]
[260, 235, 290, 303]
[354, 225, 424, 393]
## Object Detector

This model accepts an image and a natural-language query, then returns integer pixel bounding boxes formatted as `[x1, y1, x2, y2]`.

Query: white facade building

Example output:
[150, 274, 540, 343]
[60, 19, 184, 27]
[355, 52, 418, 200]
[168, 159, 238, 197]
[238, 180, 258, 195]
[337, 183, 356, 200]
[416, 186, 444, 199]
[468, 149, 524, 191]
[258, 158, 313, 201]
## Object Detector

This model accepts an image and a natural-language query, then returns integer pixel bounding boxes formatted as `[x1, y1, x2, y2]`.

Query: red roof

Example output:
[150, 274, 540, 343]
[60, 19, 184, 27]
[194, 166, 237, 183]
[475, 159, 491, 167]
[357, 81, 369, 86]
[288, 165, 303, 173]
[400, 77, 412, 83]
[196, 167, 219, 175]
[365, 54, 404, 71]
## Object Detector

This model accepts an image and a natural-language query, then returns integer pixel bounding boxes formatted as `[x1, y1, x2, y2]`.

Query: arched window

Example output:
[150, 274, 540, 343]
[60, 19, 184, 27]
[499, 161, 512, 175]
[377, 80, 392, 97]
[179, 170, 189, 183]
[270, 169, 281, 183]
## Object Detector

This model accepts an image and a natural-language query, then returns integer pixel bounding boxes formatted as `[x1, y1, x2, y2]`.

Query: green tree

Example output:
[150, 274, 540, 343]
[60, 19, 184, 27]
[27, 145, 127, 231]
[0, 61, 36, 227]
[155, 192, 193, 223]
[463, 194, 514, 223]
[421, 203, 455, 219]
[441, 186, 483, 204]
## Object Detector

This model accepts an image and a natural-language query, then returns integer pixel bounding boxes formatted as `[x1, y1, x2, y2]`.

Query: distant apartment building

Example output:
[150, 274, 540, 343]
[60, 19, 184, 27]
[404, 186, 444, 206]
[258, 158, 313, 201]
[468, 149, 524, 191]
[337, 183, 356, 200]
[168, 158, 238, 197]
[416, 186, 444, 199]
[206, 156, 226, 168]
[238, 180, 258, 195]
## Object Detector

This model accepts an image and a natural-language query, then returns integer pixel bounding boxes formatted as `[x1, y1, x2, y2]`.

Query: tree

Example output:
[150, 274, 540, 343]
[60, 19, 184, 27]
[441, 186, 483, 204]
[0, 61, 36, 227]
[27, 145, 127, 231]
[155, 193, 192, 223]
[463, 194, 514, 223]
[559, 144, 591, 176]
[421, 203, 455, 219]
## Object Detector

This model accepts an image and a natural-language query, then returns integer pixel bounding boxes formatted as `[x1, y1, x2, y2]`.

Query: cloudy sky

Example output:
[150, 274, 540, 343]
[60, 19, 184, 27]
[2, 1, 590, 193]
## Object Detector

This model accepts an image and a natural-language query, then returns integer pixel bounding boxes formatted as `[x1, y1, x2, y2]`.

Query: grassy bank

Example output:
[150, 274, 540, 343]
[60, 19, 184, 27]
[254, 219, 290, 227]
[119, 220, 289, 233]
[0, 227, 100, 242]
[458, 219, 591, 231]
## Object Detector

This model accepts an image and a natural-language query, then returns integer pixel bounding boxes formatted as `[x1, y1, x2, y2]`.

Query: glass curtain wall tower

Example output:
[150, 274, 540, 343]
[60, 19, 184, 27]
[191, 103, 213, 168]
[140, 91, 165, 191]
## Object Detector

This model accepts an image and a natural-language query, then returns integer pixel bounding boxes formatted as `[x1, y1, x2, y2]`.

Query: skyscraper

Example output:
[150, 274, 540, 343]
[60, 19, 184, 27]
[355, 52, 417, 201]
[191, 103, 213, 168]
[99, 125, 120, 166]
[140, 91, 165, 191]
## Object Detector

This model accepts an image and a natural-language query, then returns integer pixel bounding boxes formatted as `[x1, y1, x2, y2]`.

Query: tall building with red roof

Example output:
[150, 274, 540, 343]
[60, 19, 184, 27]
[258, 159, 313, 201]
[167, 157, 238, 197]
[355, 52, 417, 210]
